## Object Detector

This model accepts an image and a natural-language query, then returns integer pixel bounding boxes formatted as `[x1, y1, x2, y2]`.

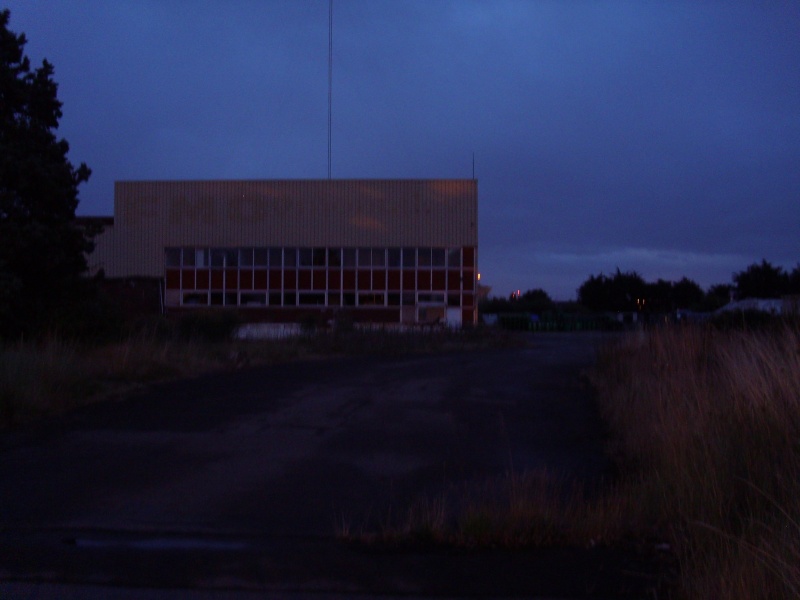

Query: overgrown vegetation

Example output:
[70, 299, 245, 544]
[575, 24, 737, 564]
[341, 322, 800, 598]
[0, 318, 516, 427]
[592, 323, 800, 598]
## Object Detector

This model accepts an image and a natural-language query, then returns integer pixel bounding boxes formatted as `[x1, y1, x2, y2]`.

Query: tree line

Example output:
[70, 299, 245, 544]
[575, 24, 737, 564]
[483, 260, 800, 315]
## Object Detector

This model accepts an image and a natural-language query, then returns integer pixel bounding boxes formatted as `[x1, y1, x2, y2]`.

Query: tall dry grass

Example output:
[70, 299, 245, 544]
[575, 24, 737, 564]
[0, 326, 511, 427]
[592, 323, 800, 598]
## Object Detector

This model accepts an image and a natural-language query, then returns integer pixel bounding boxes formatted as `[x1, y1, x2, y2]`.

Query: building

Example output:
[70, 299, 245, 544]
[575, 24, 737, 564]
[89, 179, 478, 327]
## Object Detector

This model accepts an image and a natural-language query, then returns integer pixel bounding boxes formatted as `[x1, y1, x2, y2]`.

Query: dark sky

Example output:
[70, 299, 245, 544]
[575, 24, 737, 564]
[6, 1, 799, 299]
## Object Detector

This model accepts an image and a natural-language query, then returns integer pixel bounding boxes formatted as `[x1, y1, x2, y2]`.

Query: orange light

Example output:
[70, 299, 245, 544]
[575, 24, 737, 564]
[477, 273, 481, 281]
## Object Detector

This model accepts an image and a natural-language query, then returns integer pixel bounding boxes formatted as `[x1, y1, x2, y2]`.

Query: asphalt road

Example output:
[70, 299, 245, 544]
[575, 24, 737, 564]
[0, 332, 654, 598]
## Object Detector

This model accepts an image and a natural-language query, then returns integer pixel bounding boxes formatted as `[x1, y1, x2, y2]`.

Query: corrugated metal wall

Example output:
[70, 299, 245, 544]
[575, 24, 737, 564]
[109, 180, 478, 277]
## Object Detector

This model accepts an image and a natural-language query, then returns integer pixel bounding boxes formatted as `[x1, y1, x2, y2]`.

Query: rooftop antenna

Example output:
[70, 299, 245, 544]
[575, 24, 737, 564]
[328, 0, 333, 179]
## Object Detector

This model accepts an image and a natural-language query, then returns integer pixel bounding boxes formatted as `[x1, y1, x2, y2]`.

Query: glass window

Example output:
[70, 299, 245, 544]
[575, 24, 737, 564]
[165, 248, 181, 267]
[402, 248, 415, 268]
[401, 292, 415, 306]
[328, 248, 342, 267]
[357, 248, 371, 267]
[432, 248, 446, 267]
[224, 292, 237, 306]
[181, 248, 195, 267]
[224, 249, 238, 267]
[418, 248, 432, 267]
[313, 248, 327, 267]
[371, 248, 385, 267]
[343, 248, 357, 267]
[240, 248, 253, 267]
[268, 292, 282, 306]
[210, 292, 224, 305]
[182, 293, 207, 306]
[388, 293, 401, 306]
[447, 248, 461, 268]
[299, 293, 326, 306]
[387, 248, 401, 268]
[284, 248, 297, 267]
[210, 249, 225, 267]
[241, 293, 265, 306]
[283, 292, 296, 306]
[268, 248, 282, 267]
[195, 248, 208, 267]
[254, 248, 269, 267]
[299, 248, 313, 267]
[343, 293, 356, 306]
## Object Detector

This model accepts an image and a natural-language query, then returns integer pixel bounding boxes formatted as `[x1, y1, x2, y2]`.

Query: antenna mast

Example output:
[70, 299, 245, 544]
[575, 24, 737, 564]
[328, 0, 333, 179]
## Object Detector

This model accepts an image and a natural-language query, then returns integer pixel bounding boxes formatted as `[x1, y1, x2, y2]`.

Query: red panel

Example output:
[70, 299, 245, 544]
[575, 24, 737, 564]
[225, 269, 239, 289]
[357, 270, 371, 291]
[239, 269, 253, 290]
[462, 270, 475, 292]
[447, 270, 461, 291]
[254, 270, 268, 290]
[342, 269, 356, 290]
[268, 269, 282, 290]
[387, 270, 401, 291]
[328, 269, 341, 290]
[284, 270, 296, 290]
[210, 270, 224, 290]
[463, 247, 475, 268]
[298, 269, 312, 290]
[463, 293, 474, 307]
[196, 269, 210, 290]
[402, 270, 415, 290]
[166, 269, 180, 290]
[372, 270, 386, 290]
[181, 269, 195, 290]
[312, 270, 327, 290]
[432, 271, 446, 291]
[417, 271, 431, 291]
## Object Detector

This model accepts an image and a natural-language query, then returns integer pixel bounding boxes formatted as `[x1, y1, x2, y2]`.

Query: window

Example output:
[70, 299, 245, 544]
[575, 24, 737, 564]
[299, 293, 326, 306]
[402, 248, 415, 267]
[284, 248, 297, 267]
[210, 249, 225, 267]
[224, 249, 238, 267]
[183, 293, 207, 306]
[268, 292, 282, 306]
[418, 248, 432, 267]
[182, 248, 195, 267]
[343, 248, 357, 267]
[268, 247, 282, 267]
[418, 293, 445, 304]
[432, 248, 446, 267]
[447, 248, 461, 268]
[358, 248, 372, 267]
[241, 293, 265, 306]
[195, 249, 208, 267]
[165, 248, 181, 267]
[388, 248, 401, 267]
[240, 248, 253, 267]
[328, 248, 342, 267]
[312, 248, 326, 267]
[358, 292, 385, 306]
[254, 248, 269, 267]
[299, 248, 313, 267]
[371, 248, 385, 267]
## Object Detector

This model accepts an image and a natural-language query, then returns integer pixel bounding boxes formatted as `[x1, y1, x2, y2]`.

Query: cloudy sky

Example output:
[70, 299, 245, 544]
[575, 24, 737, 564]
[5, 1, 799, 299]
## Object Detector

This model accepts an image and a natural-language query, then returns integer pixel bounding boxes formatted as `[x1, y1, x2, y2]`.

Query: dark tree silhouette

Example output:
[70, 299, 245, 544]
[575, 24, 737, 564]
[577, 269, 646, 312]
[733, 260, 789, 299]
[0, 9, 93, 335]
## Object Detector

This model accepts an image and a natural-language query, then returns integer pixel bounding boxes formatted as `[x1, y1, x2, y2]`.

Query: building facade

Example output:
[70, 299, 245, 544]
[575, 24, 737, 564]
[90, 179, 478, 326]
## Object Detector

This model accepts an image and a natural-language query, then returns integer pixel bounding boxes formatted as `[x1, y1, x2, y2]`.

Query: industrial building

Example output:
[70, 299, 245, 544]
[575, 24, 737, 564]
[89, 179, 478, 327]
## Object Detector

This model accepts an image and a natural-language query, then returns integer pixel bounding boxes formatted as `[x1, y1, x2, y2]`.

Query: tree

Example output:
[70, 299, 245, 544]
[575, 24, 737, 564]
[733, 260, 788, 299]
[0, 9, 93, 335]
[577, 269, 646, 312]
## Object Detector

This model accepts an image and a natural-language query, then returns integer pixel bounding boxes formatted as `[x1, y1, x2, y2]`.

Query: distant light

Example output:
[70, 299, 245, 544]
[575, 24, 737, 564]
[477, 273, 481, 281]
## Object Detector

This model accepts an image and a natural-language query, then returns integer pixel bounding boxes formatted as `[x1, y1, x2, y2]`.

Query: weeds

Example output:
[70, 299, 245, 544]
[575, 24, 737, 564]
[591, 323, 800, 599]
[0, 325, 510, 427]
